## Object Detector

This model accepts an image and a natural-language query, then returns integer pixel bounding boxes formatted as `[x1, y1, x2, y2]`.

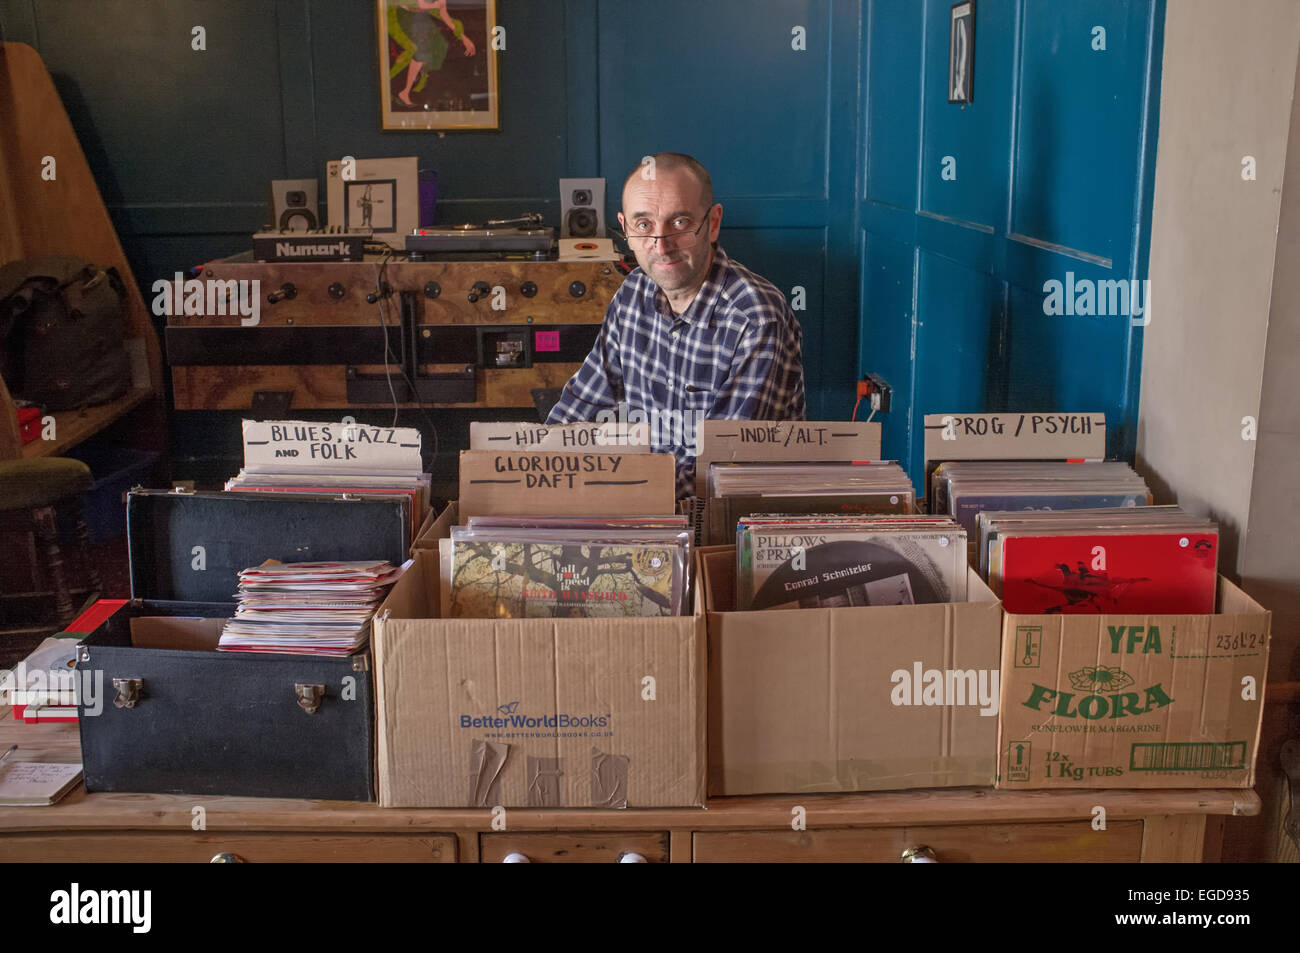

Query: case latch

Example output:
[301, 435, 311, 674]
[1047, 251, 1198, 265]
[112, 678, 143, 709]
[295, 683, 325, 714]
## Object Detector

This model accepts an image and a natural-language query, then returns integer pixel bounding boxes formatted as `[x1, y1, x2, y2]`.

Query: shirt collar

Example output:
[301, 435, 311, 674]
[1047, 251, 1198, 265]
[650, 246, 730, 327]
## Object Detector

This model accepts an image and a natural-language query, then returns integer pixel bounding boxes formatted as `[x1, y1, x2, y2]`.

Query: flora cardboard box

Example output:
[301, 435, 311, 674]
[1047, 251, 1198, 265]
[373, 504, 705, 808]
[997, 577, 1270, 789]
[699, 546, 1003, 796]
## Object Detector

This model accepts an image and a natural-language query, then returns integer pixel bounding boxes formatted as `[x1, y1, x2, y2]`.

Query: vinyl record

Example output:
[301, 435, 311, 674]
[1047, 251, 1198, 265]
[750, 540, 942, 609]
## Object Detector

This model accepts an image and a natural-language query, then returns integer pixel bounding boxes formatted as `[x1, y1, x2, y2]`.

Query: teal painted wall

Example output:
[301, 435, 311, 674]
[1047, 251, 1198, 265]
[1, 0, 1162, 487]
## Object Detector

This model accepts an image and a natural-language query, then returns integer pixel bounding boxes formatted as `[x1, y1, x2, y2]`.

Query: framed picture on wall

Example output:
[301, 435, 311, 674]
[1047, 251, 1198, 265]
[377, 0, 499, 130]
[949, 1, 975, 104]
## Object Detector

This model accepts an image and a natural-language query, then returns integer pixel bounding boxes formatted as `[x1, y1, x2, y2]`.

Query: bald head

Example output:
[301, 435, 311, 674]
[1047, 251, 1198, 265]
[622, 153, 713, 210]
[617, 153, 722, 312]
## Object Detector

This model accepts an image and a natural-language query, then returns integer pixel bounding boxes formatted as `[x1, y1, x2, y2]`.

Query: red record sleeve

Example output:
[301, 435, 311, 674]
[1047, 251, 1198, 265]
[1000, 532, 1218, 614]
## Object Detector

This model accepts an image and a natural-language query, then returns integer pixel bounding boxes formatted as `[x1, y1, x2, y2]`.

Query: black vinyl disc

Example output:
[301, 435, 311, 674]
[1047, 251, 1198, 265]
[750, 540, 941, 609]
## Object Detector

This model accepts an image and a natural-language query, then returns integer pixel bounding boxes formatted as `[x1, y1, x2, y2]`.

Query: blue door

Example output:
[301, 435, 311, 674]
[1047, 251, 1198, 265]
[860, 0, 1165, 484]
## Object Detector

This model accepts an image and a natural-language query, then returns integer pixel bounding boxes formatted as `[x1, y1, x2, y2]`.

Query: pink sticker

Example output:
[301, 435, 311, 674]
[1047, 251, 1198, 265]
[535, 331, 560, 352]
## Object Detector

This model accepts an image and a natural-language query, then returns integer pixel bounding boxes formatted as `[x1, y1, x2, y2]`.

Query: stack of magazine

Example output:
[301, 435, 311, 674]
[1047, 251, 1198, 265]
[978, 506, 1219, 614]
[736, 514, 968, 610]
[441, 516, 691, 619]
[929, 461, 1152, 535]
[707, 461, 914, 544]
[218, 560, 401, 655]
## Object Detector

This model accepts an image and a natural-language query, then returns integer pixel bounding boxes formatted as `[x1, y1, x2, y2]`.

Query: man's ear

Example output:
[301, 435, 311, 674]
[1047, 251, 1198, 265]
[617, 211, 626, 231]
[709, 203, 723, 242]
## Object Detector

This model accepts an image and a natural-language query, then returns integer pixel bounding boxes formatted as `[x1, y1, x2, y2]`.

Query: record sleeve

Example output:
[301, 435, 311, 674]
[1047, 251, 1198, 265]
[449, 541, 682, 618]
[997, 532, 1218, 614]
[738, 526, 967, 610]
[949, 491, 1150, 535]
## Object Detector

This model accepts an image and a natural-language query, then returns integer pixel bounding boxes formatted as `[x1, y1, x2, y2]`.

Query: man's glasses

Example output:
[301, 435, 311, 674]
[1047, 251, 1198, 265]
[623, 205, 716, 245]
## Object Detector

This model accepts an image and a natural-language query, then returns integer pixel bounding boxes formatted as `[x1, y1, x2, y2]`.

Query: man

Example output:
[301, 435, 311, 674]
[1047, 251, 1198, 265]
[547, 153, 806, 497]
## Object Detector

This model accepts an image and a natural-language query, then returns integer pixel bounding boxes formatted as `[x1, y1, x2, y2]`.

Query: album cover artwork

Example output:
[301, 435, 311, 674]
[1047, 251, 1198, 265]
[741, 531, 965, 611]
[449, 542, 679, 618]
[998, 532, 1218, 614]
[950, 492, 1150, 535]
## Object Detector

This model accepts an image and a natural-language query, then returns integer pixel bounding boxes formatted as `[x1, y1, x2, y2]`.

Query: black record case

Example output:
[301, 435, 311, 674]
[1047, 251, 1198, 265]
[75, 489, 410, 801]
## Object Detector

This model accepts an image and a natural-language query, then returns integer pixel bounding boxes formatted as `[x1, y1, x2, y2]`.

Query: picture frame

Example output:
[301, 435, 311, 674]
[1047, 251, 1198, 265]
[948, 0, 975, 105]
[377, 0, 499, 131]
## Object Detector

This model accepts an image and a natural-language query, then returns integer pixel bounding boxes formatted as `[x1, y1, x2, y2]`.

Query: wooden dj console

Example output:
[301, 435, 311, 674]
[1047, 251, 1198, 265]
[165, 257, 622, 413]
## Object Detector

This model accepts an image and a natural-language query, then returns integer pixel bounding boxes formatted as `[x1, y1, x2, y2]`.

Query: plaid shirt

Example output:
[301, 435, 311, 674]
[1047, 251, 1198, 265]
[547, 246, 807, 496]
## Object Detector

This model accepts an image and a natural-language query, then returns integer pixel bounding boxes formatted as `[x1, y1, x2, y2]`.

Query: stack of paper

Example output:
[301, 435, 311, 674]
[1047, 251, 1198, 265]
[218, 560, 402, 656]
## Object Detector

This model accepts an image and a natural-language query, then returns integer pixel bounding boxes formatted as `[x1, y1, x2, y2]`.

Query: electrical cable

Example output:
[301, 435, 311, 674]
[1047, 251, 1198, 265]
[371, 252, 441, 463]
[373, 252, 401, 427]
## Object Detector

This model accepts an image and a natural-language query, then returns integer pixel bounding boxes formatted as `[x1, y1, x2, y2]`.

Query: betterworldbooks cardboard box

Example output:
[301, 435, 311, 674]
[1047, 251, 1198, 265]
[997, 577, 1270, 789]
[699, 546, 1003, 796]
[373, 548, 705, 808]
[376, 451, 702, 808]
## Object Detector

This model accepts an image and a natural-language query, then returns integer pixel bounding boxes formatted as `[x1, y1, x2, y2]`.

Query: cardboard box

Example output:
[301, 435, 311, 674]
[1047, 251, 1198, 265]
[997, 576, 1270, 789]
[699, 546, 1003, 796]
[412, 501, 456, 551]
[373, 545, 706, 809]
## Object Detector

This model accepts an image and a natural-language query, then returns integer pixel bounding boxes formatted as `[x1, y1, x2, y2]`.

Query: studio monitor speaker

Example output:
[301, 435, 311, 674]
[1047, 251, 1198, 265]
[560, 177, 605, 238]
[270, 178, 319, 231]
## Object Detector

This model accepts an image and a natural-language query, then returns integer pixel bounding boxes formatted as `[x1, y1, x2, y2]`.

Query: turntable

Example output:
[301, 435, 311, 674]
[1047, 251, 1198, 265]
[406, 213, 554, 260]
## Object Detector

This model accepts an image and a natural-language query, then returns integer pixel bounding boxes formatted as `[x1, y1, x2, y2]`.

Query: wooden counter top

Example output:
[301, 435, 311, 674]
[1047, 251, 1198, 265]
[0, 707, 1260, 835]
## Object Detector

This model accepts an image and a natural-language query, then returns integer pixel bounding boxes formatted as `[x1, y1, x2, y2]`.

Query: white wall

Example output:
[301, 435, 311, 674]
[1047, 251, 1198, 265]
[1240, 43, 1300, 684]
[1137, 0, 1300, 581]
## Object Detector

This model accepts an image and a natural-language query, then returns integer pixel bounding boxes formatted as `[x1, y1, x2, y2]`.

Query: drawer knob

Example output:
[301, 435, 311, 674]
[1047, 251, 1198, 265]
[901, 846, 937, 863]
[112, 677, 142, 709]
[502, 852, 531, 863]
[210, 852, 246, 863]
[617, 852, 647, 863]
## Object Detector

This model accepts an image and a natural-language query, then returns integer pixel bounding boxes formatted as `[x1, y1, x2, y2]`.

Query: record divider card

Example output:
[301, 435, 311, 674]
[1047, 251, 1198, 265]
[922, 412, 1107, 499]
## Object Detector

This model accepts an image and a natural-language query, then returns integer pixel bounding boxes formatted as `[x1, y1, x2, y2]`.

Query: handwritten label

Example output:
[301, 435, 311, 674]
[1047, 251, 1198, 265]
[242, 419, 423, 471]
[923, 412, 1106, 472]
[484, 453, 625, 490]
[534, 330, 560, 352]
[470, 421, 649, 451]
[459, 450, 674, 519]
[715, 424, 843, 447]
[694, 420, 882, 480]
